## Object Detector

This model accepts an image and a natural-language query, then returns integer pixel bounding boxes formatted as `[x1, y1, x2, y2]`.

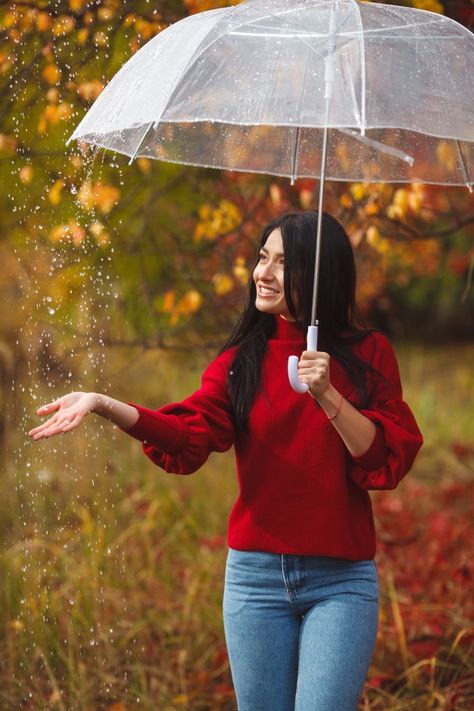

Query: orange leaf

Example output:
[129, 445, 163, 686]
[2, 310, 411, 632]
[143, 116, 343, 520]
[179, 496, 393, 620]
[42, 64, 61, 85]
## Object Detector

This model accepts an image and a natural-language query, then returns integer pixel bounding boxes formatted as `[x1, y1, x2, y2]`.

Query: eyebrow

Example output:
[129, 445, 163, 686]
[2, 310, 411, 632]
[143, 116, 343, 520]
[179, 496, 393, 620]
[260, 247, 285, 258]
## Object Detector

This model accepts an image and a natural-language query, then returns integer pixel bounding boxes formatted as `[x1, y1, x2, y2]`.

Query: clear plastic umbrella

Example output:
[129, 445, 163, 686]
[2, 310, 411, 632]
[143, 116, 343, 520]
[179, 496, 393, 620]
[66, 0, 474, 391]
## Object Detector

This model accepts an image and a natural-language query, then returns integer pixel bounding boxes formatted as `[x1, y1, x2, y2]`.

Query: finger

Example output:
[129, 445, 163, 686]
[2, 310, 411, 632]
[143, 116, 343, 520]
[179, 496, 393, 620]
[299, 350, 318, 361]
[31, 419, 65, 439]
[36, 400, 61, 415]
[298, 361, 321, 371]
[35, 414, 81, 439]
[28, 414, 61, 436]
[60, 415, 81, 432]
[300, 350, 328, 360]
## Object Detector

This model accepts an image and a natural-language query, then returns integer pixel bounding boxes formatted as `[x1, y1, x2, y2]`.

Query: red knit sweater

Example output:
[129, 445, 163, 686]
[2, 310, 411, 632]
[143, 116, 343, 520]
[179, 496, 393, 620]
[123, 316, 423, 560]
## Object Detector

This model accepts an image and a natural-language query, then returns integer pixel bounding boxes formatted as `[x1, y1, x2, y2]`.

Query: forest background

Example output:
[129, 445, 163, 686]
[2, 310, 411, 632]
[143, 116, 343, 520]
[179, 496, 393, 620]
[0, 0, 473, 709]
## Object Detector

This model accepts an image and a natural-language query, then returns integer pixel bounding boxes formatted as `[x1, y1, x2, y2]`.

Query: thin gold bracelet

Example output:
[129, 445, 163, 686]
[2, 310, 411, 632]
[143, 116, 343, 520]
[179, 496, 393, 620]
[327, 392, 344, 421]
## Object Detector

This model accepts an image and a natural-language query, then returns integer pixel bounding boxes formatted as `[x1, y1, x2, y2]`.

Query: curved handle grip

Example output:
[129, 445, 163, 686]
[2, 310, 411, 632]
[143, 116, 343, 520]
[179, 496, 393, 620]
[287, 325, 319, 394]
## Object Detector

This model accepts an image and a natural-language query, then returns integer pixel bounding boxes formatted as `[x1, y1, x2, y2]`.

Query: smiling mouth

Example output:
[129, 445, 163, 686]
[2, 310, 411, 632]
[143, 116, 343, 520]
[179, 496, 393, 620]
[257, 285, 279, 296]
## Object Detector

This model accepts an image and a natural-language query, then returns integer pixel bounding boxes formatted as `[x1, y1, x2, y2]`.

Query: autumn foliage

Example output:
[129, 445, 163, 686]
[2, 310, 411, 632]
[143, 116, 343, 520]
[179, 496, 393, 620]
[0, 0, 473, 709]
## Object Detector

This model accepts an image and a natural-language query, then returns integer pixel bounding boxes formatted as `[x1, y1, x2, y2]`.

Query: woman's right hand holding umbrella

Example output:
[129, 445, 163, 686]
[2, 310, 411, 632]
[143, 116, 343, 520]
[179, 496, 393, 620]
[28, 393, 139, 440]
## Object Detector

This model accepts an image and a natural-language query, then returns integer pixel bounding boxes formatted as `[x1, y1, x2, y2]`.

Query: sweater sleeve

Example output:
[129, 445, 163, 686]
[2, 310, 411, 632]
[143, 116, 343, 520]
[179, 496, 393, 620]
[348, 333, 423, 490]
[121, 349, 235, 475]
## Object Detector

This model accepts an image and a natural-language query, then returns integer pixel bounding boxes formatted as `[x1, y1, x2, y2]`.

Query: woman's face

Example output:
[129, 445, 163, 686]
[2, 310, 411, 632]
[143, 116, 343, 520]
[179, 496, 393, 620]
[253, 228, 294, 321]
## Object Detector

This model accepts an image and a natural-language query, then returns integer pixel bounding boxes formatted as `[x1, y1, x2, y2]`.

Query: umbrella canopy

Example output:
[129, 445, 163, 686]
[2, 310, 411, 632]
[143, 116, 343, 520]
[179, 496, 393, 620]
[67, 0, 474, 392]
[67, 0, 474, 188]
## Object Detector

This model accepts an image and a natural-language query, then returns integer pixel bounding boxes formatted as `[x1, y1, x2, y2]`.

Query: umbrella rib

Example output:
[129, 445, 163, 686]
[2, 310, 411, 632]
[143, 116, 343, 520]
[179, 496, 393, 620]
[339, 53, 363, 131]
[293, 8, 357, 62]
[456, 140, 473, 192]
[338, 129, 415, 164]
[290, 127, 301, 185]
[229, 30, 460, 41]
[291, 36, 316, 184]
[128, 121, 154, 165]
[353, 0, 366, 134]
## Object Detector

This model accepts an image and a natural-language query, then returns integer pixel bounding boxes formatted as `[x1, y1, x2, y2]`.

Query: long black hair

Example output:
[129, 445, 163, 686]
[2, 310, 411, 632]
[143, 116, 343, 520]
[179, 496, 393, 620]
[220, 211, 379, 431]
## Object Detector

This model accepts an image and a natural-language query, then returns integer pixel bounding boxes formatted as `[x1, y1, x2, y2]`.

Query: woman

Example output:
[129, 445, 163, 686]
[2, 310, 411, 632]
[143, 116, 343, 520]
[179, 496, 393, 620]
[28, 211, 423, 711]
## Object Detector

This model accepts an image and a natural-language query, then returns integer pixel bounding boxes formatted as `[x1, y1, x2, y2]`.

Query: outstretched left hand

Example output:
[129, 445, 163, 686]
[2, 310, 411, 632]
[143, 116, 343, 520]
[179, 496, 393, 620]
[297, 350, 331, 399]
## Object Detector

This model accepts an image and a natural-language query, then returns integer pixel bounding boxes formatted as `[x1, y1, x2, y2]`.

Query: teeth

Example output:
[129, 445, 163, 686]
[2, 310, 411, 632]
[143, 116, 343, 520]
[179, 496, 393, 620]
[259, 287, 278, 295]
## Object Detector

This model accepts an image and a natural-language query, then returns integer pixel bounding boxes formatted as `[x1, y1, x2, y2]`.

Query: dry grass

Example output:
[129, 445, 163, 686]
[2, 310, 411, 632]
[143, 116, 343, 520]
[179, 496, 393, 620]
[0, 343, 472, 709]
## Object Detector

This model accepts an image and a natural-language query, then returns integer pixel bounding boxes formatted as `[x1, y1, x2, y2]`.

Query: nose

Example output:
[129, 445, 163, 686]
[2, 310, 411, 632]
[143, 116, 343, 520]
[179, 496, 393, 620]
[258, 260, 275, 281]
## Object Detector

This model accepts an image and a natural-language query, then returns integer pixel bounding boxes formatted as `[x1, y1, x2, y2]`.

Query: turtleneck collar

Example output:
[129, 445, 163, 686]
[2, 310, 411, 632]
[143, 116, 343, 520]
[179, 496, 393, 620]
[271, 315, 306, 342]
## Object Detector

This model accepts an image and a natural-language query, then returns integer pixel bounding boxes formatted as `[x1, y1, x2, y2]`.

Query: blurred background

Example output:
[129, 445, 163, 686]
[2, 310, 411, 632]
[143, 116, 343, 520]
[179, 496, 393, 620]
[0, 0, 472, 709]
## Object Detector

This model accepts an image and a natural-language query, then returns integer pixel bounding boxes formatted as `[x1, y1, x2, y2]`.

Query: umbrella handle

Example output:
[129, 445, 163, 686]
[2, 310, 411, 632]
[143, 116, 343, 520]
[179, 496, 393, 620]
[288, 325, 319, 393]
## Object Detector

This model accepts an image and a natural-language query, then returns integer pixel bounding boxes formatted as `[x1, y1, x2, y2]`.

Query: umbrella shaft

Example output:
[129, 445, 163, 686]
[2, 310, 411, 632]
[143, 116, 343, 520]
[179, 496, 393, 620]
[311, 117, 330, 328]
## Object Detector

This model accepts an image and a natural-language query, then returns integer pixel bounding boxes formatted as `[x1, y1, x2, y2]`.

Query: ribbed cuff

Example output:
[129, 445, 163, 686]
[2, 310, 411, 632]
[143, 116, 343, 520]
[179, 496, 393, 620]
[121, 403, 182, 451]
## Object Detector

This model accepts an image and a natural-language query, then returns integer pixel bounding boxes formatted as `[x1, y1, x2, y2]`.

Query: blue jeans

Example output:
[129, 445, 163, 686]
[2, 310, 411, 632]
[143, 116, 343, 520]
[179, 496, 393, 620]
[223, 548, 379, 711]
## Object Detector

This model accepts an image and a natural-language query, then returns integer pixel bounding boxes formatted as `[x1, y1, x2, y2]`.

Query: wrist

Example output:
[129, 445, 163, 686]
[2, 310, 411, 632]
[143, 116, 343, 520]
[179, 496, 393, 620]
[315, 386, 344, 420]
[314, 384, 337, 408]
[91, 392, 105, 416]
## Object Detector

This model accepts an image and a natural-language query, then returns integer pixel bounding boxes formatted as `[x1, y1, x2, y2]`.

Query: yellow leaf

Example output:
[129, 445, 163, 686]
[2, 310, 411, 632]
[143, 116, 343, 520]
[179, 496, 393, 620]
[436, 141, 456, 171]
[339, 192, 352, 209]
[7, 619, 24, 632]
[50, 224, 68, 243]
[137, 158, 151, 174]
[299, 188, 313, 209]
[178, 290, 203, 315]
[52, 15, 75, 36]
[408, 191, 423, 214]
[270, 184, 281, 207]
[89, 221, 109, 245]
[94, 182, 120, 214]
[0, 133, 17, 153]
[36, 12, 52, 31]
[162, 291, 175, 312]
[68, 221, 86, 246]
[172, 695, 189, 705]
[411, 0, 444, 14]
[19, 165, 33, 184]
[69, 0, 89, 10]
[42, 63, 61, 85]
[364, 201, 380, 216]
[213, 273, 234, 296]
[77, 28, 89, 45]
[350, 182, 368, 202]
[135, 19, 158, 39]
[46, 87, 59, 103]
[193, 223, 206, 243]
[69, 155, 82, 169]
[77, 181, 94, 211]
[77, 80, 104, 101]
[366, 226, 381, 248]
[386, 204, 403, 221]
[198, 204, 212, 220]
[233, 258, 249, 286]
[98, 8, 114, 22]
[49, 179, 64, 206]
[393, 188, 410, 210]
[335, 143, 350, 173]
[93, 31, 107, 47]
